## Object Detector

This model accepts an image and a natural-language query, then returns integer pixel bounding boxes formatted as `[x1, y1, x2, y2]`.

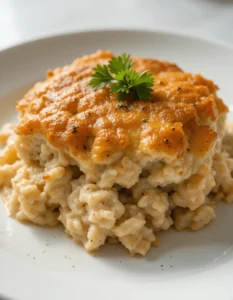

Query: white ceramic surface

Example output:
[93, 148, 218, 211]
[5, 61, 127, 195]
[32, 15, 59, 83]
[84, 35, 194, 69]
[1, 30, 233, 300]
[1, 0, 233, 51]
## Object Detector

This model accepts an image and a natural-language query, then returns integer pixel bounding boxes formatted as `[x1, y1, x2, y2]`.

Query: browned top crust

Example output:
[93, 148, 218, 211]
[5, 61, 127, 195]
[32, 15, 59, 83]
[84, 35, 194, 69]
[16, 50, 228, 163]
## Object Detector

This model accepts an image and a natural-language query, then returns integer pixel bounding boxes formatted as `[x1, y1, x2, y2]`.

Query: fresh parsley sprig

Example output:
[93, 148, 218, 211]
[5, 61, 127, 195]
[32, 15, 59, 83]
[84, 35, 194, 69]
[89, 53, 154, 100]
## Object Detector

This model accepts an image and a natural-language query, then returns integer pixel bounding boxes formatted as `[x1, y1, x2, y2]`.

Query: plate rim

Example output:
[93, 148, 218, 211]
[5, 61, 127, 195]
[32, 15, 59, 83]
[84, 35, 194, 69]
[1, 27, 233, 55]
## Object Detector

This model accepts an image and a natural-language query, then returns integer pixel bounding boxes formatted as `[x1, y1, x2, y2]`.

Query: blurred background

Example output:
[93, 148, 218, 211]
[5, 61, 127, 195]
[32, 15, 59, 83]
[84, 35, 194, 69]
[0, 0, 233, 50]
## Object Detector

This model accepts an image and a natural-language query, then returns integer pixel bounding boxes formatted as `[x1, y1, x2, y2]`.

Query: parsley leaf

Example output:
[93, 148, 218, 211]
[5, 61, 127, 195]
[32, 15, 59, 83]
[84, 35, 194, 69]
[132, 71, 154, 100]
[108, 53, 134, 74]
[89, 53, 154, 100]
[89, 64, 113, 90]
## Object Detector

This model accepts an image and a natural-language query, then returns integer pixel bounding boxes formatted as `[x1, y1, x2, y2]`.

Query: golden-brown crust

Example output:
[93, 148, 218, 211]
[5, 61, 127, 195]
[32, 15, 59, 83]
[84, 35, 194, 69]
[16, 50, 227, 162]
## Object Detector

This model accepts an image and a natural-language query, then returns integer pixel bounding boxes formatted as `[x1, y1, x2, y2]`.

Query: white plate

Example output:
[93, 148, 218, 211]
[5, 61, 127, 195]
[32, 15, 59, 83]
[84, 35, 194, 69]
[1, 29, 233, 300]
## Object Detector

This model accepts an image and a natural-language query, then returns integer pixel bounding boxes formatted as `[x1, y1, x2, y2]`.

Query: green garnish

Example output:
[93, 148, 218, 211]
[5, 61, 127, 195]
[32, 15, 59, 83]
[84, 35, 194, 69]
[117, 102, 129, 109]
[89, 53, 154, 100]
[141, 118, 148, 123]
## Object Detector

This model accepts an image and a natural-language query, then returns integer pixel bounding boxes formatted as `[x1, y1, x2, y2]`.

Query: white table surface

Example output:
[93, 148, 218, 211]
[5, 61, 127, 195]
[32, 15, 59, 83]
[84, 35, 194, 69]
[0, 0, 233, 51]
